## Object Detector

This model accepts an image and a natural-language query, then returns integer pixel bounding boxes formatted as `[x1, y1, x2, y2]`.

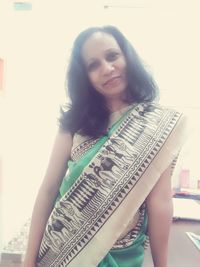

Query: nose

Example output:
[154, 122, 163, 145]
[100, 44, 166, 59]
[101, 60, 114, 75]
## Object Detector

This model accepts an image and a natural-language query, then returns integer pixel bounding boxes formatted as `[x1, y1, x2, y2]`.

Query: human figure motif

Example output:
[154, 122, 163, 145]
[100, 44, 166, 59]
[44, 224, 66, 253]
[58, 201, 84, 227]
[89, 162, 117, 187]
[54, 206, 78, 234]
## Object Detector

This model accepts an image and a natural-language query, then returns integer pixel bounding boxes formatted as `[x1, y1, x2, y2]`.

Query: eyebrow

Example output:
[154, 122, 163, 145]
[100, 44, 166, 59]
[85, 48, 121, 64]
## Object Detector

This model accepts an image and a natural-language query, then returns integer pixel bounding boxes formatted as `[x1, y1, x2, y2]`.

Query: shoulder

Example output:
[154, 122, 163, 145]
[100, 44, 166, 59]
[152, 102, 189, 129]
[54, 130, 73, 155]
[142, 102, 188, 125]
[58, 129, 73, 140]
[141, 102, 190, 152]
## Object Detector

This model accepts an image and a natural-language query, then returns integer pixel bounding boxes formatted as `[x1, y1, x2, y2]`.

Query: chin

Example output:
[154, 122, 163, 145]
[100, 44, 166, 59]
[105, 88, 126, 97]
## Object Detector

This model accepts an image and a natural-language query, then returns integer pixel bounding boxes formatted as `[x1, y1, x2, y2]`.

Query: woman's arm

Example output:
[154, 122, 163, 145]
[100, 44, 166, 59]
[146, 164, 173, 267]
[23, 130, 73, 267]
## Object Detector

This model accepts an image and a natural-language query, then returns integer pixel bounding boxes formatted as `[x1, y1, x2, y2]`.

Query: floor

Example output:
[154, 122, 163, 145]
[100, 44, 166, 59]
[1, 220, 200, 267]
[0, 263, 21, 267]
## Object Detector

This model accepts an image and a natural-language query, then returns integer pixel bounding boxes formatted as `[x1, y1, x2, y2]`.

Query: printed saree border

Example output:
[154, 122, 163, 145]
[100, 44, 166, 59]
[37, 103, 188, 267]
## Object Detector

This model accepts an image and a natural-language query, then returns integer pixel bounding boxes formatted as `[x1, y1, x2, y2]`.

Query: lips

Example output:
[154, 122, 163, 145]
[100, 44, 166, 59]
[103, 76, 121, 87]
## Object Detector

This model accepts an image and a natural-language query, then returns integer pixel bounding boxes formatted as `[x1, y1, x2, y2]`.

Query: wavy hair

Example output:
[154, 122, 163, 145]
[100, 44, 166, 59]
[59, 25, 159, 137]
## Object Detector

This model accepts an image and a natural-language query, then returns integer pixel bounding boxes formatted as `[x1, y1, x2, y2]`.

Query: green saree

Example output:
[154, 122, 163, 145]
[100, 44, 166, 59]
[37, 102, 188, 267]
[98, 209, 148, 267]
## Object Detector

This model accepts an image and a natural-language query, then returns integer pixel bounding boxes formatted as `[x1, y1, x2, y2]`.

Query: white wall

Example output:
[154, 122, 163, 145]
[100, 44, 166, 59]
[0, 0, 200, 247]
[0, 0, 106, 248]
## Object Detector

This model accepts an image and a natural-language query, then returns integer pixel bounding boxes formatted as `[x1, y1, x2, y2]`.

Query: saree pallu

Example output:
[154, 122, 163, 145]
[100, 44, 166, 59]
[98, 203, 148, 267]
[37, 102, 188, 267]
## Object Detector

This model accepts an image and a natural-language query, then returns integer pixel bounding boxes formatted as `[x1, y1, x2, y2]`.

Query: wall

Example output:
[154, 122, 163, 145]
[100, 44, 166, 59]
[0, 0, 106, 248]
[0, 0, 200, 247]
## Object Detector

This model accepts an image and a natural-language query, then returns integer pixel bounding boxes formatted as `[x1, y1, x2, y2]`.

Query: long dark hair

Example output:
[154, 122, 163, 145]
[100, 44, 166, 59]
[59, 25, 159, 137]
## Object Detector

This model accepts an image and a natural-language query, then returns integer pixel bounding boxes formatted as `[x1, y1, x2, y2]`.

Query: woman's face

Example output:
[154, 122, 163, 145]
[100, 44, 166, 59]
[81, 32, 128, 101]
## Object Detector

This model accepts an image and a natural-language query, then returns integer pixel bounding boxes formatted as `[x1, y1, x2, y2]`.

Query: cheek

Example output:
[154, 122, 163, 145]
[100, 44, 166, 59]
[88, 72, 99, 87]
[121, 61, 127, 73]
[118, 56, 127, 71]
[121, 63, 128, 81]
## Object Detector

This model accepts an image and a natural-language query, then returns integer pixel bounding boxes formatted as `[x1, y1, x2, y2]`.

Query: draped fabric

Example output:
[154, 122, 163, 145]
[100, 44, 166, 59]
[97, 205, 148, 267]
[37, 102, 188, 267]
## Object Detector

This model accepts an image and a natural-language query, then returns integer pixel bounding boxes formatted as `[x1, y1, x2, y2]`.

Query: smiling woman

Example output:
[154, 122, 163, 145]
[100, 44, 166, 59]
[81, 32, 128, 107]
[59, 25, 158, 138]
[23, 25, 188, 267]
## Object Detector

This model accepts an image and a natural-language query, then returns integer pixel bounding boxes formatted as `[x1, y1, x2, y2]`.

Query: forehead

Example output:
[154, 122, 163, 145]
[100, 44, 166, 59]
[81, 32, 121, 62]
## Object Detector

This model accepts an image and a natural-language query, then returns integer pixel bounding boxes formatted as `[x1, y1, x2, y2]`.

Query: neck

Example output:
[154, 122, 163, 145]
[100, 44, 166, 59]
[106, 97, 128, 113]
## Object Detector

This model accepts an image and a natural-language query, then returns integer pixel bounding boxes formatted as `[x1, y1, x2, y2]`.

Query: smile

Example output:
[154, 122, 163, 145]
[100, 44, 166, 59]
[103, 77, 121, 87]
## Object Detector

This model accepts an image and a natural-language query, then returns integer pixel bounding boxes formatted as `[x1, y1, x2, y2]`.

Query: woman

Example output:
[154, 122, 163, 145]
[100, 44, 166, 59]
[23, 25, 187, 267]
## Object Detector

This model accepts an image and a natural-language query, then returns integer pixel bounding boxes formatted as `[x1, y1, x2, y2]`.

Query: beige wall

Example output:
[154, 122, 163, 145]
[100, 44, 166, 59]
[0, 0, 200, 246]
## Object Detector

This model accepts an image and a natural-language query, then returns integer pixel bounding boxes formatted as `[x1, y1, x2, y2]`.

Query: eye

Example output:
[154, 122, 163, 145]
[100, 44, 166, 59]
[87, 61, 100, 72]
[106, 51, 120, 62]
